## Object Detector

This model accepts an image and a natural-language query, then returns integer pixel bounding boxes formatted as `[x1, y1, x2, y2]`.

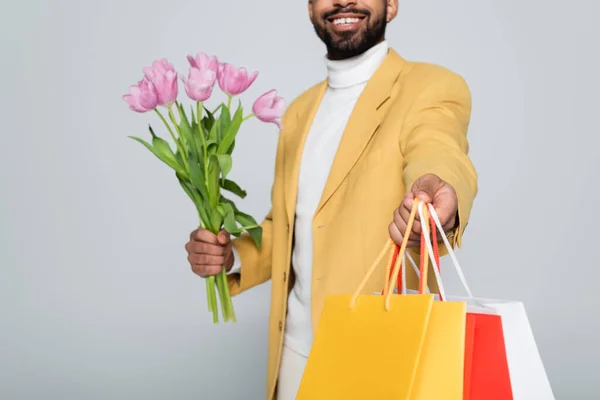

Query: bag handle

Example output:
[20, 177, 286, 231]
[385, 204, 442, 299]
[388, 202, 447, 306]
[349, 199, 420, 310]
[417, 201, 448, 301]
[424, 203, 474, 298]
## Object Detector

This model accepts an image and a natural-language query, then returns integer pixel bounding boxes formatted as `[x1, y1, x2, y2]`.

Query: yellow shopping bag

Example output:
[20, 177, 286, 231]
[297, 200, 466, 400]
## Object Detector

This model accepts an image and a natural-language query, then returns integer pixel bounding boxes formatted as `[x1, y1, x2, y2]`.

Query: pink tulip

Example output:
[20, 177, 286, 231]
[122, 77, 158, 113]
[143, 59, 178, 107]
[217, 63, 258, 96]
[181, 67, 217, 102]
[252, 90, 285, 129]
[187, 52, 219, 75]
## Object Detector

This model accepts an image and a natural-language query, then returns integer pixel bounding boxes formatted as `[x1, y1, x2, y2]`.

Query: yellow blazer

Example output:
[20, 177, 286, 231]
[227, 48, 478, 399]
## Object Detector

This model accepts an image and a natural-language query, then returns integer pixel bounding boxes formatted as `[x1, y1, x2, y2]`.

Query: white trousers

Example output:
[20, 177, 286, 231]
[276, 344, 308, 400]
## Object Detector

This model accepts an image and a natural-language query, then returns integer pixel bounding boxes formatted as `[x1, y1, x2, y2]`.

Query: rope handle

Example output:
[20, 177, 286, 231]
[383, 205, 442, 299]
[385, 201, 448, 309]
[426, 203, 474, 298]
[418, 201, 448, 300]
[349, 198, 420, 310]
[349, 200, 455, 310]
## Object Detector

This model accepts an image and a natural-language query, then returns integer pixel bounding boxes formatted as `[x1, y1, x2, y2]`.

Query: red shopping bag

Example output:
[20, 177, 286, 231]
[387, 206, 513, 400]
[463, 311, 513, 399]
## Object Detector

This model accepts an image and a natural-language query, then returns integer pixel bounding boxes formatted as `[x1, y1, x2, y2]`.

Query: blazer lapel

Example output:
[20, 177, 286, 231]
[314, 49, 406, 216]
[283, 81, 328, 224]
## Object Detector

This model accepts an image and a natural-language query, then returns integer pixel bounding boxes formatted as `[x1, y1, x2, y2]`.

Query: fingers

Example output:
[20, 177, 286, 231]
[187, 253, 226, 277]
[185, 240, 225, 256]
[411, 173, 442, 204]
[190, 228, 219, 244]
[391, 192, 439, 248]
[191, 263, 223, 277]
[186, 228, 232, 278]
[217, 229, 231, 245]
[389, 222, 420, 248]
[395, 204, 421, 242]
[187, 253, 226, 266]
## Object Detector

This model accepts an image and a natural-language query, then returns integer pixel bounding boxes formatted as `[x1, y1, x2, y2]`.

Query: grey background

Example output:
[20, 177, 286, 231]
[1, 0, 598, 399]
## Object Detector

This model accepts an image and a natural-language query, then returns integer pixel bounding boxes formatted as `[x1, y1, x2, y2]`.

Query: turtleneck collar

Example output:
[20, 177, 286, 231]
[325, 41, 389, 89]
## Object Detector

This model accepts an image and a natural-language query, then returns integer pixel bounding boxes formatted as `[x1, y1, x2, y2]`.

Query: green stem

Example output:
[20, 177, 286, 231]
[206, 279, 212, 312]
[208, 276, 218, 324]
[212, 103, 223, 115]
[215, 273, 227, 321]
[227, 95, 232, 111]
[238, 224, 259, 231]
[155, 108, 188, 169]
[220, 268, 236, 322]
[196, 101, 210, 175]
[165, 105, 190, 171]
[242, 113, 254, 122]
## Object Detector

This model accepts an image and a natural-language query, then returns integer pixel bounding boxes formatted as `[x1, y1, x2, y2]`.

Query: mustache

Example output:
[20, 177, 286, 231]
[322, 7, 370, 20]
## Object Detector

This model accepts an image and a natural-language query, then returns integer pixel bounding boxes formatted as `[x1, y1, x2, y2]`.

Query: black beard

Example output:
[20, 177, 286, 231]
[313, 7, 387, 60]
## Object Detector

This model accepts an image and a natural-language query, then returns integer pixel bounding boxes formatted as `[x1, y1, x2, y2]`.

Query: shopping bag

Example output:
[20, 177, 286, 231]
[421, 203, 555, 400]
[297, 200, 466, 400]
[389, 208, 512, 400]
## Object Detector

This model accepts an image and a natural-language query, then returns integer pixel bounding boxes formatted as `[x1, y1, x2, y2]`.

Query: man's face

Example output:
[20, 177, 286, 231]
[309, 0, 398, 60]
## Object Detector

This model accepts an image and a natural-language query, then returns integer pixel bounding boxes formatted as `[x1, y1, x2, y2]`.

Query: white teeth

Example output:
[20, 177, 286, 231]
[333, 17, 360, 25]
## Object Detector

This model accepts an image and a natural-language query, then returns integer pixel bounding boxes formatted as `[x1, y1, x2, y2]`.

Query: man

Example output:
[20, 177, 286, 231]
[185, 0, 478, 398]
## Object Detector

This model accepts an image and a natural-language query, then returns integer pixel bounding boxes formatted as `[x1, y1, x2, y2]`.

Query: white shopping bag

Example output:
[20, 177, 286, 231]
[411, 203, 556, 400]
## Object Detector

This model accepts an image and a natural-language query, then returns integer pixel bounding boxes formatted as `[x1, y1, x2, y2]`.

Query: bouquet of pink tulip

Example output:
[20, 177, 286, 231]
[123, 52, 285, 323]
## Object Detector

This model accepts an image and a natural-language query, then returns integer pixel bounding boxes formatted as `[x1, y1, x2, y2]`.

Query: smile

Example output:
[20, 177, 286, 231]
[327, 13, 366, 31]
[333, 17, 361, 26]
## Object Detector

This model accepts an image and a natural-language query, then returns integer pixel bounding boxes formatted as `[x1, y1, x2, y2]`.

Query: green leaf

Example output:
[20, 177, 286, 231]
[217, 102, 244, 155]
[208, 118, 219, 142]
[213, 154, 232, 182]
[178, 173, 197, 203]
[210, 211, 223, 232]
[187, 152, 208, 200]
[206, 139, 218, 157]
[207, 154, 221, 207]
[227, 139, 236, 156]
[218, 104, 231, 141]
[177, 104, 197, 159]
[152, 135, 177, 160]
[201, 117, 212, 134]
[219, 195, 238, 211]
[205, 105, 218, 122]
[221, 179, 246, 198]
[177, 173, 210, 227]
[175, 150, 186, 170]
[129, 135, 188, 178]
[247, 226, 263, 249]
[233, 209, 262, 248]
[234, 209, 258, 227]
[221, 203, 238, 234]
[190, 107, 205, 158]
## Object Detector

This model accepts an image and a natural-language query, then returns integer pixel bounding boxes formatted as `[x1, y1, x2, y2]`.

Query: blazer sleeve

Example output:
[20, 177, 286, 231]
[400, 69, 478, 252]
[226, 120, 286, 296]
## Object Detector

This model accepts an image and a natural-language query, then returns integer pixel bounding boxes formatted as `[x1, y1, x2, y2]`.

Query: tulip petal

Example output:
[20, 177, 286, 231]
[244, 70, 259, 90]
[252, 90, 286, 126]
[187, 55, 198, 69]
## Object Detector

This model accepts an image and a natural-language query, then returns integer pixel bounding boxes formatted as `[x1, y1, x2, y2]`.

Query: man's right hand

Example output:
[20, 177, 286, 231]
[185, 228, 234, 277]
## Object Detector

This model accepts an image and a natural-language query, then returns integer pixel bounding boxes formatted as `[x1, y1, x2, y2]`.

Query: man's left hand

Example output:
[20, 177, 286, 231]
[389, 174, 458, 247]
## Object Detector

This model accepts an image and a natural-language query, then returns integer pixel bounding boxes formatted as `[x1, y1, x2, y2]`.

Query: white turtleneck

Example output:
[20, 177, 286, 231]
[230, 41, 389, 358]
[285, 41, 389, 357]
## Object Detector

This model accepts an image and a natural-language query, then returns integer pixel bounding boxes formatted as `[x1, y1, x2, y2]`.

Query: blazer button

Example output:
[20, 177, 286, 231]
[278, 321, 283, 331]
[283, 271, 287, 282]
